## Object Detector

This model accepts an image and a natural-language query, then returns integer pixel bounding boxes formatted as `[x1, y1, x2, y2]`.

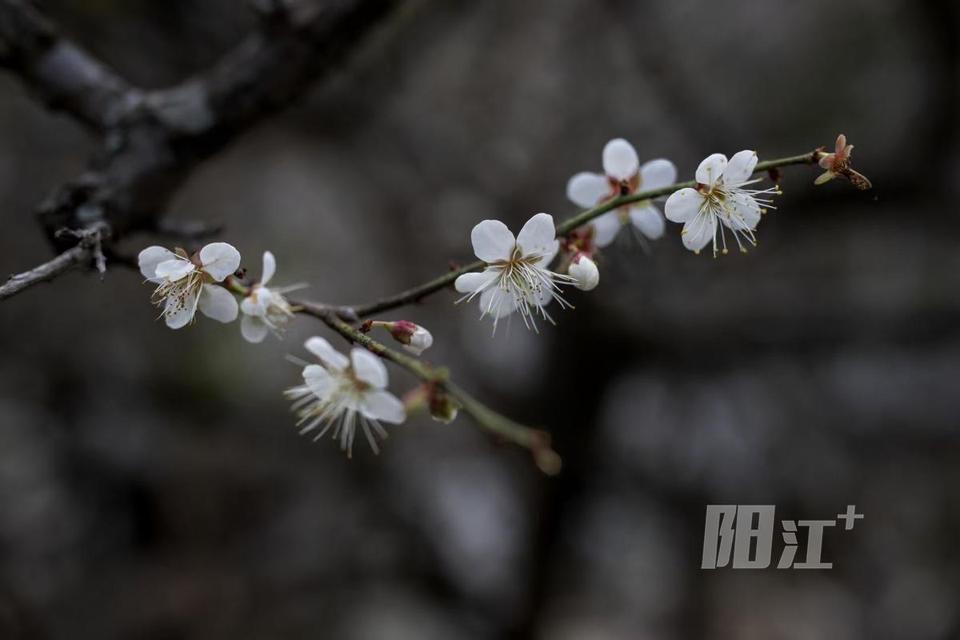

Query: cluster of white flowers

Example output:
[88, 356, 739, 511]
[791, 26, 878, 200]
[137, 243, 430, 457]
[454, 137, 780, 331]
[139, 243, 299, 340]
[136, 134, 794, 458]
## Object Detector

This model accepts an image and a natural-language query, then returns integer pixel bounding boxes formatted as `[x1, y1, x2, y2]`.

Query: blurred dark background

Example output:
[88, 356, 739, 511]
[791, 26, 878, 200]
[1, 1, 958, 638]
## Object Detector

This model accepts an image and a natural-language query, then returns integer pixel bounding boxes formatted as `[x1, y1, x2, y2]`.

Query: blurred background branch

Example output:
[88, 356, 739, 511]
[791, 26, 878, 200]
[0, 0, 400, 299]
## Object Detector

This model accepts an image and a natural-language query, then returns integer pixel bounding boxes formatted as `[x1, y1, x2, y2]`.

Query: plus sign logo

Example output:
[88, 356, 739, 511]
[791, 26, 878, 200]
[701, 505, 863, 570]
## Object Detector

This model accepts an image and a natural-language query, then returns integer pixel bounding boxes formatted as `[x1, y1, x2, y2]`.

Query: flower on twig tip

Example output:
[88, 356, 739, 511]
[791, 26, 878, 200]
[815, 134, 872, 190]
[566, 138, 677, 247]
[284, 337, 405, 457]
[664, 151, 780, 256]
[239, 251, 300, 343]
[454, 213, 574, 333]
[568, 253, 599, 291]
[138, 242, 240, 329]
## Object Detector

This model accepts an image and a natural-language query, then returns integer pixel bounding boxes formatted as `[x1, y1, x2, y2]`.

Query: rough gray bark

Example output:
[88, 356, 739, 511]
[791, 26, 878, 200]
[0, 0, 399, 298]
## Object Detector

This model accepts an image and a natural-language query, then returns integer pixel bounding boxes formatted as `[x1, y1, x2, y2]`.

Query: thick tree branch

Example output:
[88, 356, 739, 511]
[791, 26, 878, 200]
[147, 0, 400, 155]
[0, 0, 401, 295]
[346, 150, 822, 318]
[0, 0, 139, 131]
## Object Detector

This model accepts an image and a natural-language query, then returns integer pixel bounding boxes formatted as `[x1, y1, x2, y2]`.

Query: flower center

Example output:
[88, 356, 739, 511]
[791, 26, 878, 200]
[151, 269, 204, 308]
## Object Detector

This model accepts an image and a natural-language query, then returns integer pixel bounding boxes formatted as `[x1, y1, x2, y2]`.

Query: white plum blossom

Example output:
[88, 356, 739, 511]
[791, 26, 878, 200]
[138, 242, 241, 329]
[240, 251, 298, 343]
[664, 151, 780, 256]
[454, 213, 574, 332]
[285, 337, 405, 456]
[566, 138, 677, 247]
[568, 253, 599, 291]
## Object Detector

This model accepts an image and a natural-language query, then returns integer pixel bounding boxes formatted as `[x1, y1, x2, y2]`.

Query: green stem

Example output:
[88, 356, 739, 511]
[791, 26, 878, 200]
[298, 302, 561, 474]
[280, 148, 820, 473]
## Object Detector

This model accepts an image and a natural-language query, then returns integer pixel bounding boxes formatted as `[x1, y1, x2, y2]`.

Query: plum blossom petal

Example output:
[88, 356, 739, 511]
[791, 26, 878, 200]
[138, 246, 177, 283]
[591, 211, 623, 248]
[303, 364, 335, 397]
[470, 219, 515, 262]
[351, 348, 388, 389]
[305, 336, 349, 370]
[566, 172, 610, 208]
[241, 294, 267, 317]
[155, 258, 194, 282]
[241, 314, 270, 343]
[261, 251, 277, 285]
[478, 286, 517, 320]
[726, 192, 762, 230]
[639, 159, 677, 190]
[835, 134, 847, 156]
[516, 212, 558, 258]
[197, 284, 239, 323]
[198, 242, 241, 281]
[360, 390, 405, 424]
[664, 188, 704, 223]
[682, 212, 717, 252]
[629, 204, 665, 240]
[602, 138, 640, 181]
[533, 239, 560, 268]
[163, 285, 199, 329]
[723, 150, 758, 187]
[454, 269, 499, 294]
[695, 153, 728, 187]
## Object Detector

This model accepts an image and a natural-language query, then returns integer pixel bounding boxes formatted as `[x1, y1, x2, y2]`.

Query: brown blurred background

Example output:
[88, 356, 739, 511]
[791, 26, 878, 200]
[1, 1, 958, 638]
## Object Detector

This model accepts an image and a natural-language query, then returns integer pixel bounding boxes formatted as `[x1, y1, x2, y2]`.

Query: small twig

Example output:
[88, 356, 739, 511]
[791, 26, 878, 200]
[0, 224, 109, 300]
[344, 150, 821, 318]
[352, 264, 482, 318]
[299, 305, 561, 474]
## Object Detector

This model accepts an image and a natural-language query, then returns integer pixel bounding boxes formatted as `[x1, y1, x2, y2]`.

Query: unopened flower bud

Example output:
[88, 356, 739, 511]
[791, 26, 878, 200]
[386, 320, 433, 355]
[429, 388, 459, 424]
[568, 253, 599, 291]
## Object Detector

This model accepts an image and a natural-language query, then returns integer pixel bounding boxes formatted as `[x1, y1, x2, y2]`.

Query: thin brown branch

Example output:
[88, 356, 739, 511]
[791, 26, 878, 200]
[0, 224, 108, 301]
[298, 303, 561, 474]
[343, 150, 822, 318]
